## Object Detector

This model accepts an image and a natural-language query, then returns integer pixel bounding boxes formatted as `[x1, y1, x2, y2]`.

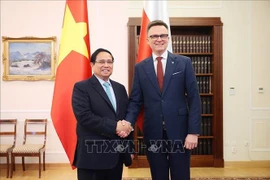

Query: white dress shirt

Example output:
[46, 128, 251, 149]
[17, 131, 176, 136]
[152, 50, 168, 76]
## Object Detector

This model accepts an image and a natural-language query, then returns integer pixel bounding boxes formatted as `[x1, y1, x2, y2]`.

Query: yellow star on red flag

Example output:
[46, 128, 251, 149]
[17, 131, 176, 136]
[58, 5, 89, 64]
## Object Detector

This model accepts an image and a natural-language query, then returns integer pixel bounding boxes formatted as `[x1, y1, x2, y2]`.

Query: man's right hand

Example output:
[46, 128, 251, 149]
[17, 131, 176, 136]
[116, 120, 133, 138]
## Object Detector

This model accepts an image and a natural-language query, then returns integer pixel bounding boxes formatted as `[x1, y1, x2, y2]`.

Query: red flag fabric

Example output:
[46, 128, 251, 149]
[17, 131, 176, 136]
[136, 1, 172, 131]
[51, 0, 91, 168]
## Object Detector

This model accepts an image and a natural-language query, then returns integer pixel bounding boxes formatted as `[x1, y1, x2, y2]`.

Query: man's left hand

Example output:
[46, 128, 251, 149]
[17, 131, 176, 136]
[184, 134, 198, 150]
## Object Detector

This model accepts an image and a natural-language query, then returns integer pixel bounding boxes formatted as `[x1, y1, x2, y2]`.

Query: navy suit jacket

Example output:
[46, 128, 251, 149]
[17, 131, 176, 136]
[72, 75, 133, 169]
[126, 52, 201, 142]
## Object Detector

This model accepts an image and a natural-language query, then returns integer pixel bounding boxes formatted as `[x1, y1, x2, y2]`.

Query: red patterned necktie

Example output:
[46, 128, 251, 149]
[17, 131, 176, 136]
[156, 57, 164, 91]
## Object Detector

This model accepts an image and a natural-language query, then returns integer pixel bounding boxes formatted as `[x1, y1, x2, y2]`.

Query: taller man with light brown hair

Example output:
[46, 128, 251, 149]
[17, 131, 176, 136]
[125, 20, 201, 180]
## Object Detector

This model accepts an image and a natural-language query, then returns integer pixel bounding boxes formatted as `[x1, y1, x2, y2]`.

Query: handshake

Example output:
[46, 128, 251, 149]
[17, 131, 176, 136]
[116, 120, 134, 138]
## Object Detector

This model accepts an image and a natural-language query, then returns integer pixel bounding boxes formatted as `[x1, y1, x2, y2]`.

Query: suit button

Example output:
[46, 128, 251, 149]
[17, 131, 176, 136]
[162, 121, 166, 131]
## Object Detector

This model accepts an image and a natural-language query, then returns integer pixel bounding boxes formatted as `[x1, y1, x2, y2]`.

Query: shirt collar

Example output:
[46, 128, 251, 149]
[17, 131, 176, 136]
[94, 74, 111, 86]
[152, 50, 168, 61]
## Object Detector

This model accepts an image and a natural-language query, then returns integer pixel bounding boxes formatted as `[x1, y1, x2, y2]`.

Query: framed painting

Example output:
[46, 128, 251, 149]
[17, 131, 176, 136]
[2, 36, 57, 81]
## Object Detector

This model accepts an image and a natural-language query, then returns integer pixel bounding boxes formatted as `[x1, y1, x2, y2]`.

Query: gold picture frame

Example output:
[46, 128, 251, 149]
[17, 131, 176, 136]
[2, 36, 57, 81]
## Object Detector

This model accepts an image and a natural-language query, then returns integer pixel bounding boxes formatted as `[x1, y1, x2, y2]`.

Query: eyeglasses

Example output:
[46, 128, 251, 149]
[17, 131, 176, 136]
[148, 34, 169, 40]
[95, 60, 114, 65]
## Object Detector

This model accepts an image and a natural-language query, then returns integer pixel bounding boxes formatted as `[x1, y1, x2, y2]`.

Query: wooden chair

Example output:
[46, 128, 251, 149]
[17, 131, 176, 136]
[0, 119, 17, 178]
[10, 119, 47, 178]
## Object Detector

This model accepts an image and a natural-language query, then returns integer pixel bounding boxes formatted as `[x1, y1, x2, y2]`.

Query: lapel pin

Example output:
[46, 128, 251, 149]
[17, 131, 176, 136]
[172, 61, 174, 64]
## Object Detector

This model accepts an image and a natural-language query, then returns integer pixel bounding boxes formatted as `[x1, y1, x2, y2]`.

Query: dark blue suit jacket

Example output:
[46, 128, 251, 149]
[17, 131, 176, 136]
[72, 75, 133, 169]
[126, 52, 201, 142]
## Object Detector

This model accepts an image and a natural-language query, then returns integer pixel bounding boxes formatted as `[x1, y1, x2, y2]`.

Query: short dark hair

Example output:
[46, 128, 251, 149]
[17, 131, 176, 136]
[90, 48, 114, 63]
[147, 20, 168, 33]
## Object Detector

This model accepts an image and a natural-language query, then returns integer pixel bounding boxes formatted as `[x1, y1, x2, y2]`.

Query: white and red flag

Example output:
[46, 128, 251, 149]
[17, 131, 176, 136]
[136, 1, 172, 131]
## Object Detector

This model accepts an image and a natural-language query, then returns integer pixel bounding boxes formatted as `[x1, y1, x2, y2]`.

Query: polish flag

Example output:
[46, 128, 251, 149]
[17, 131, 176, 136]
[136, 0, 172, 131]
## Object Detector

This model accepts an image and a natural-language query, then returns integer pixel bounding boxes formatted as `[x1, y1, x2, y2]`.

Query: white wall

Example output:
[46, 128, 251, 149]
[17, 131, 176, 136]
[1, 0, 269, 163]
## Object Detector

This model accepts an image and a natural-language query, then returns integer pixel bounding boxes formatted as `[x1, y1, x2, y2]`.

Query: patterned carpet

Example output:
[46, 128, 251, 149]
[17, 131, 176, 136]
[122, 178, 270, 180]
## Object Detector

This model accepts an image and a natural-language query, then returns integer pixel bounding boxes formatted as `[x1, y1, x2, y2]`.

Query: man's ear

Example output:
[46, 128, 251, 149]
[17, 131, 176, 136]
[147, 38, 150, 44]
[90, 62, 94, 67]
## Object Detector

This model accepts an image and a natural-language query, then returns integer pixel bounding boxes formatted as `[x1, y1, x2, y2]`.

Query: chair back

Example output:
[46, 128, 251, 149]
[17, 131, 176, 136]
[23, 119, 47, 147]
[0, 119, 17, 147]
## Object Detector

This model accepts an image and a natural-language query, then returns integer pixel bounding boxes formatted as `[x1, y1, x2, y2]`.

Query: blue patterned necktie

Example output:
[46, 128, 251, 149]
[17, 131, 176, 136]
[103, 82, 116, 111]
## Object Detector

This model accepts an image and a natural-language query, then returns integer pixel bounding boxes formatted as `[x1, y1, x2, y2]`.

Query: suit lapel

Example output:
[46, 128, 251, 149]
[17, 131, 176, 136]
[162, 53, 178, 95]
[143, 58, 161, 95]
[91, 76, 116, 113]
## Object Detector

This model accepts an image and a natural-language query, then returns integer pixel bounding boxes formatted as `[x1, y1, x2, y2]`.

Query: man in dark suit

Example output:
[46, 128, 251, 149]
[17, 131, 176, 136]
[72, 48, 134, 180]
[125, 20, 201, 180]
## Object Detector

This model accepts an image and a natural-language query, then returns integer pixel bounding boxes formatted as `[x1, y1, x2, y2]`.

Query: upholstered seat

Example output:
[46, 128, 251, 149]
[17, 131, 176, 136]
[12, 144, 45, 153]
[0, 145, 14, 153]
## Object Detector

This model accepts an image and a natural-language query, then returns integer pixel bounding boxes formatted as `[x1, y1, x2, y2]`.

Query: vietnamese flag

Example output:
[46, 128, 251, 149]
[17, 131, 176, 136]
[51, 0, 91, 168]
[136, 0, 172, 131]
